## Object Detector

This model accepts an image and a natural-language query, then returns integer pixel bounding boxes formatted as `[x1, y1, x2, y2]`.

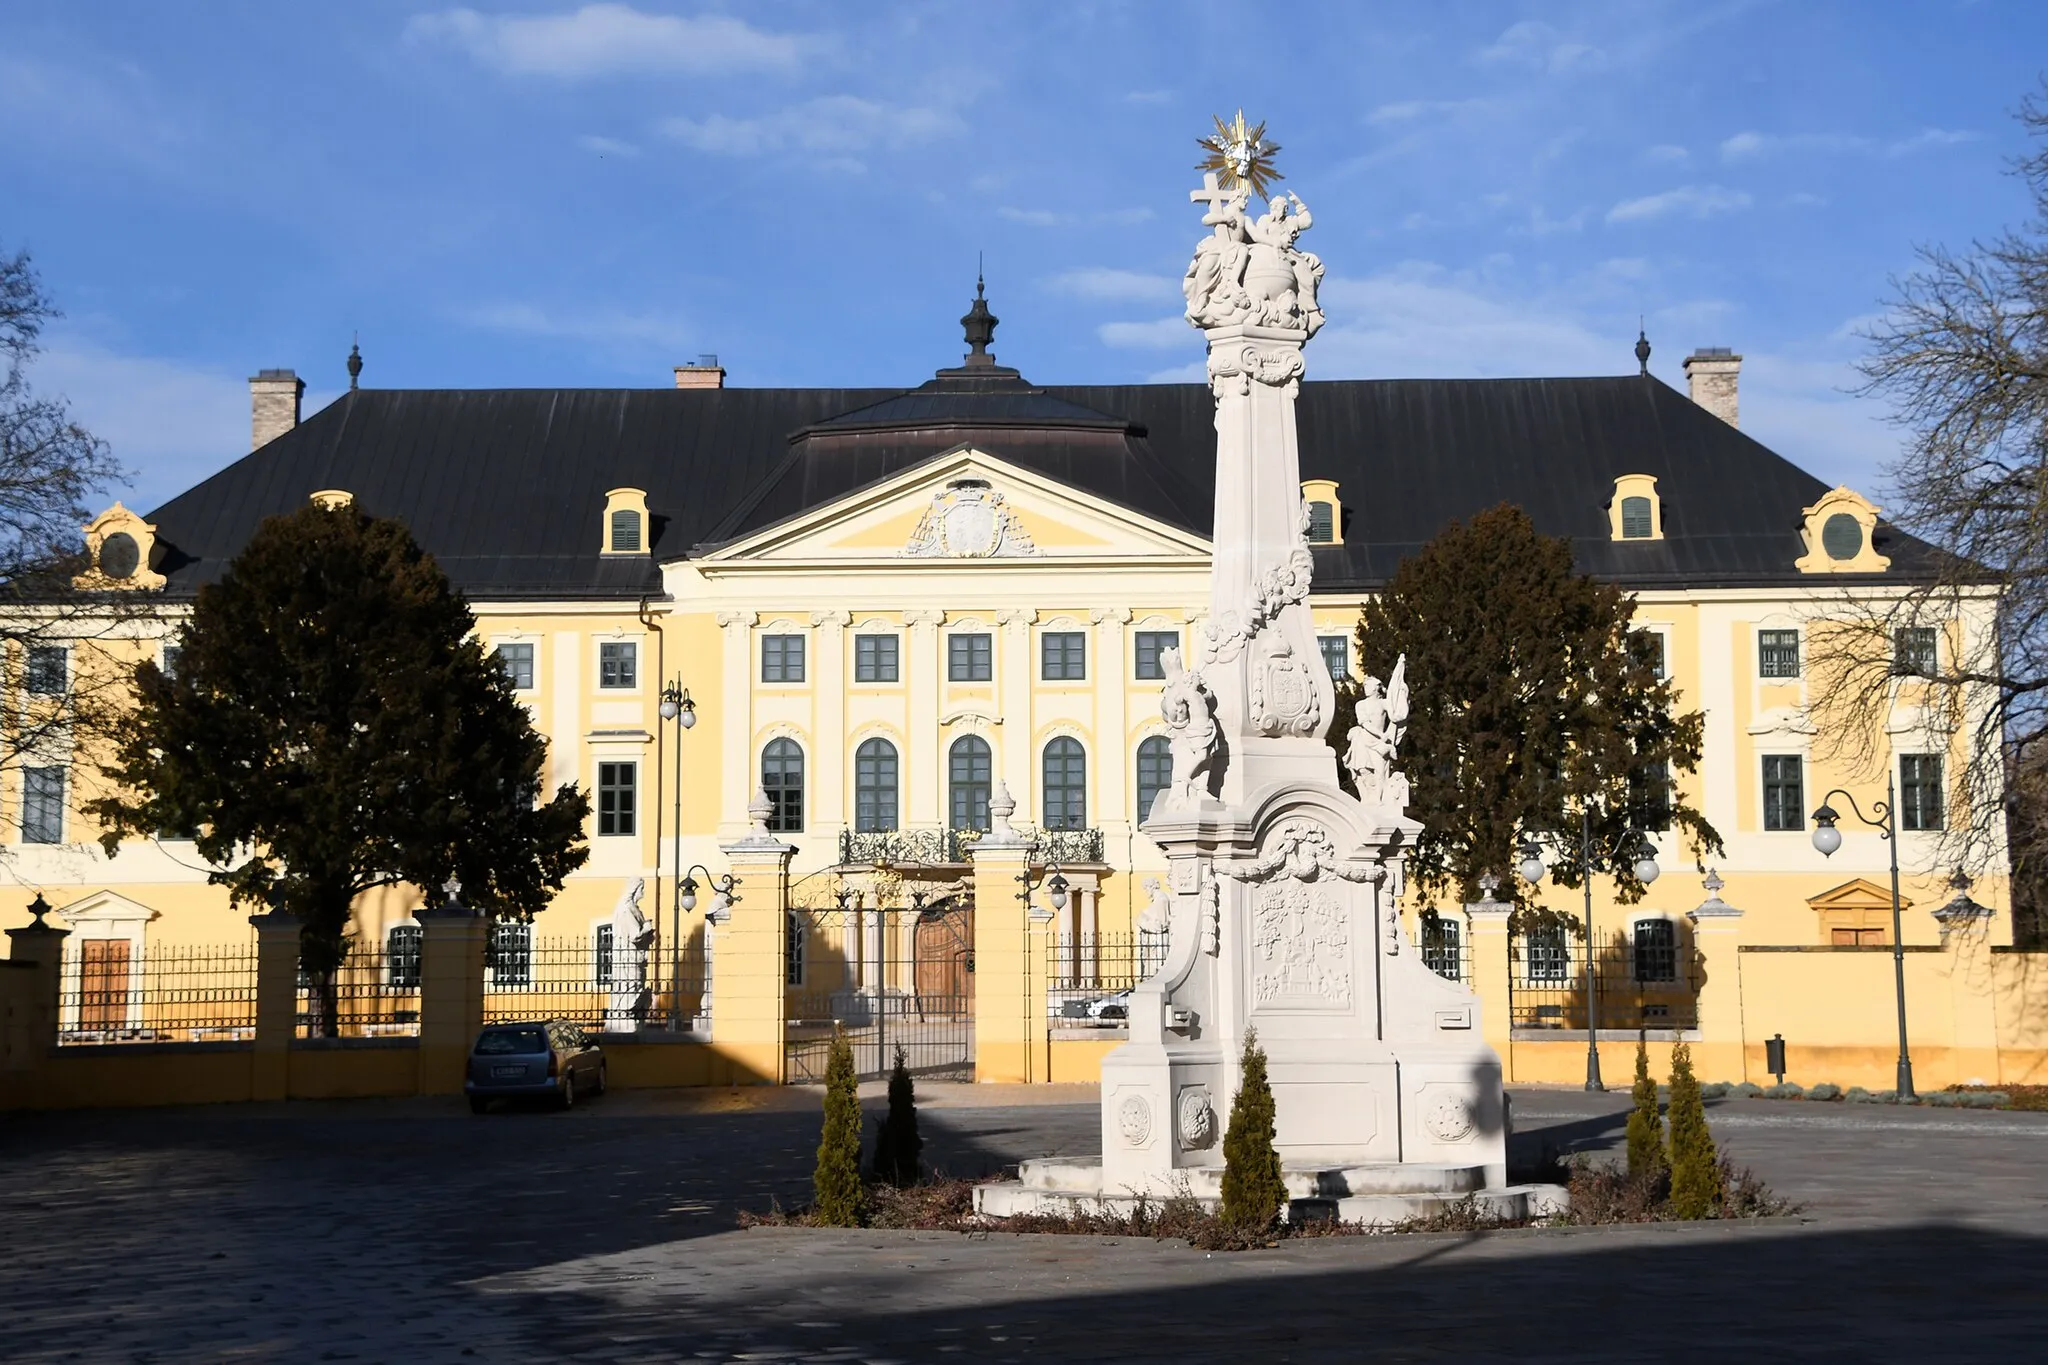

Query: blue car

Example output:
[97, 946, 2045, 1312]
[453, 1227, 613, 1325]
[465, 1020, 606, 1113]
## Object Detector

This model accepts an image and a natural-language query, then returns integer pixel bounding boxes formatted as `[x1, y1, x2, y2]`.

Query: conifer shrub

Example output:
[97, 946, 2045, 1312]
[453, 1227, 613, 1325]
[871, 1043, 924, 1188]
[1219, 1028, 1286, 1230]
[1762, 1082, 1805, 1100]
[1665, 1041, 1719, 1219]
[1625, 1034, 1666, 1181]
[1844, 1086, 1877, 1103]
[813, 1029, 867, 1226]
[1805, 1082, 1842, 1101]
[1728, 1081, 1764, 1098]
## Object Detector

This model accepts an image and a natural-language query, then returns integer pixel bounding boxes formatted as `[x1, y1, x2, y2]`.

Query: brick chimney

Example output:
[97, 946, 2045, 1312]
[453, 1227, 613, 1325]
[673, 354, 725, 389]
[249, 368, 304, 449]
[1683, 347, 1741, 427]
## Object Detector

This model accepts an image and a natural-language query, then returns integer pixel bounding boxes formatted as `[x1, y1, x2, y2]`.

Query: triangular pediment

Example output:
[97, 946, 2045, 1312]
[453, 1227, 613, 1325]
[699, 448, 1210, 567]
[55, 889, 161, 927]
[1806, 879, 1912, 913]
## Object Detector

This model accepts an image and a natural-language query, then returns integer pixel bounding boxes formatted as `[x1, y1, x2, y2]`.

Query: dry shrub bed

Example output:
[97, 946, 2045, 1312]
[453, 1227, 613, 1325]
[738, 1157, 1794, 1250]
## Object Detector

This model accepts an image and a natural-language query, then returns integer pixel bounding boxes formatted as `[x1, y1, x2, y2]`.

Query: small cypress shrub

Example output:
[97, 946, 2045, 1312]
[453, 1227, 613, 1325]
[1219, 1028, 1286, 1230]
[813, 1028, 868, 1226]
[870, 1043, 924, 1188]
[1625, 1033, 1666, 1181]
[1666, 1041, 1719, 1219]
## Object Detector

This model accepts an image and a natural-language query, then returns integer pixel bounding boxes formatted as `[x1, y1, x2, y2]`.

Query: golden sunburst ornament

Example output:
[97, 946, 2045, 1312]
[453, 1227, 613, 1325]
[1197, 109, 1283, 199]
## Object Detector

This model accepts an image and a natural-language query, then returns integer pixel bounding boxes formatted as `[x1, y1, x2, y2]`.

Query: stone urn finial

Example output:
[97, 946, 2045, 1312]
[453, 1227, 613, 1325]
[748, 786, 774, 836]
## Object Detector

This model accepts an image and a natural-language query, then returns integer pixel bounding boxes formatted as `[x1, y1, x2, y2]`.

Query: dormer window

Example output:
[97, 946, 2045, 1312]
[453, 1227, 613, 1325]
[74, 502, 166, 590]
[602, 488, 650, 556]
[1795, 486, 1890, 574]
[1301, 478, 1342, 545]
[1608, 475, 1663, 542]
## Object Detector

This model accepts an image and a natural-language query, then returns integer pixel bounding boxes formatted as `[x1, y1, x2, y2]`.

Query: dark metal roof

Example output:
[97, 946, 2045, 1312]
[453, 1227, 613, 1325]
[140, 371, 1938, 601]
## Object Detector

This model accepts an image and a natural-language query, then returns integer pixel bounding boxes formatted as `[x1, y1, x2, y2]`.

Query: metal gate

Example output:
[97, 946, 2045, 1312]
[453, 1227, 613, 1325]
[784, 893, 974, 1082]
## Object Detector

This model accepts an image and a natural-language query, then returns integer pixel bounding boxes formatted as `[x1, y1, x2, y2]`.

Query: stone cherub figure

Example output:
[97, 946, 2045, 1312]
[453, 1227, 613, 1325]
[1139, 877, 1173, 935]
[1154, 647, 1220, 814]
[1344, 654, 1410, 807]
[1245, 192, 1325, 335]
[606, 877, 656, 1031]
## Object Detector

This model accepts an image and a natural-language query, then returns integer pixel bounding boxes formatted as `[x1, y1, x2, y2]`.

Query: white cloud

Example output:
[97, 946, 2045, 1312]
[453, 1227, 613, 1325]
[1721, 128, 1977, 162]
[1606, 184, 1752, 224]
[1643, 143, 1689, 163]
[458, 301, 694, 352]
[999, 206, 1066, 228]
[659, 97, 963, 158]
[1367, 98, 1494, 126]
[405, 4, 812, 78]
[1124, 90, 1172, 105]
[576, 134, 639, 158]
[1144, 360, 1206, 384]
[1043, 268, 1179, 303]
[1098, 317, 1192, 350]
[28, 338, 251, 512]
[1887, 127, 1977, 156]
[1475, 21, 1603, 73]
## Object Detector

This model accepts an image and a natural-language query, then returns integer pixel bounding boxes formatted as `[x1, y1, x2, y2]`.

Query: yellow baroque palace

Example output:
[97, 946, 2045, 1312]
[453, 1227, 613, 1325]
[4, 303, 2034, 1091]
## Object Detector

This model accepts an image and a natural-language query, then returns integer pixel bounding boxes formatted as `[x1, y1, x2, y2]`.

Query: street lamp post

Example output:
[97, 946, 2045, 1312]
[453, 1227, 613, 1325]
[1810, 777, 1914, 1098]
[1519, 808, 1660, 1094]
[657, 681, 695, 1029]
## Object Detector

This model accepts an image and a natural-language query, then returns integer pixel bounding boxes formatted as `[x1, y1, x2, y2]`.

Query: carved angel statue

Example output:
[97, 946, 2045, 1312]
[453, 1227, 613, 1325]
[1154, 648, 1221, 813]
[606, 877, 657, 1030]
[1245, 193, 1325, 335]
[1345, 655, 1410, 807]
[1139, 877, 1173, 935]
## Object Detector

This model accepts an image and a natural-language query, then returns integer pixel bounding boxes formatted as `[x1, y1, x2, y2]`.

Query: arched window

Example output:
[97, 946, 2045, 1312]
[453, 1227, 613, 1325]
[610, 508, 642, 552]
[1135, 736, 1173, 821]
[1633, 919, 1678, 983]
[1619, 496, 1653, 540]
[1043, 737, 1087, 831]
[762, 738, 805, 833]
[1307, 500, 1336, 543]
[854, 738, 898, 833]
[949, 736, 991, 832]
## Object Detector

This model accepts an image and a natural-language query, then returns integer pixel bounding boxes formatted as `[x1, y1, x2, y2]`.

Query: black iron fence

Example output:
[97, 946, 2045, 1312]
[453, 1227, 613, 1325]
[1508, 925, 1703, 1031]
[297, 942, 419, 1039]
[1415, 913, 1474, 986]
[482, 931, 710, 1032]
[57, 941, 259, 1044]
[1047, 931, 1168, 1026]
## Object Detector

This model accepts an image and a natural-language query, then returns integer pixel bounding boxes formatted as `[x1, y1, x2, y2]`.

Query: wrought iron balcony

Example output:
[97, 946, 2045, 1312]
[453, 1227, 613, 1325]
[837, 824, 1106, 868]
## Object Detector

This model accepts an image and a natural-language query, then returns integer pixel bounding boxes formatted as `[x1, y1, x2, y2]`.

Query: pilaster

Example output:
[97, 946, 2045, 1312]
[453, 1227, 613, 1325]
[716, 611, 756, 839]
[811, 610, 851, 828]
[905, 611, 944, 826]
[1093, 606, 1134, 839]
[996, 609, 1035, 807]
[416, 893, 488, 1096]
[1465, 893, 1514, 1076]
[1686, 873, 1747, 1083]
[969, 784, 1046, 1082]
[249, 910, 301, 1101]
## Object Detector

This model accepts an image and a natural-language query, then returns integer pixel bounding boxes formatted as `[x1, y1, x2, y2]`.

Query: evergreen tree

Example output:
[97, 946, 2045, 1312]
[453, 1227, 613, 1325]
[871, 1043, 924, 1188]
[1625, 1032, 1666, 1181]
[87, 502, 589, 1034]
[1666, 1040, 1720, 1218]
[1351, 504, 1721, 911]
[1219, 1028, 1286, 1229]
[813, 1029, 867, 1225]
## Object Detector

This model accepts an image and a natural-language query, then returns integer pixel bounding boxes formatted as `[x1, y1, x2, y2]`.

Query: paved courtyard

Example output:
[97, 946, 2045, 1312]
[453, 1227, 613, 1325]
[4, 1083, 2046, 1363]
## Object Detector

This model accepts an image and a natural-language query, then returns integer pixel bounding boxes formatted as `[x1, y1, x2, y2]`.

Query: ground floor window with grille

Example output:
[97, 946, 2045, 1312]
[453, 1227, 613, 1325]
[593, 923, 614, 988]
[1901, 754, 1945, 831]
[1420, 912, 1462, 981]
[1524, 924, 1569, 981]
[489, 923, 532, 987]
[386, 924, 422, 987]
[1633, 918, 1678, 983]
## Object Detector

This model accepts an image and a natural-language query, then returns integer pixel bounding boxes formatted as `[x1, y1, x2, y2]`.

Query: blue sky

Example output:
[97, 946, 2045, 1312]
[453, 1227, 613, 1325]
[3, 1, 2042, 513]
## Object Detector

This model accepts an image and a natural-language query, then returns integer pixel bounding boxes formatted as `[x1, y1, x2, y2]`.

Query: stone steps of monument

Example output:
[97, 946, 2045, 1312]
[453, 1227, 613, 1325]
[1017, 1156, 1491, 1199]
[972, 1179, 1570, 1224]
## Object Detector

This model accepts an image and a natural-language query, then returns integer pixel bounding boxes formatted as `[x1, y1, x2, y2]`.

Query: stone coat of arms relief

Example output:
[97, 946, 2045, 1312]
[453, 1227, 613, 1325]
[901, 479, 1040, 558]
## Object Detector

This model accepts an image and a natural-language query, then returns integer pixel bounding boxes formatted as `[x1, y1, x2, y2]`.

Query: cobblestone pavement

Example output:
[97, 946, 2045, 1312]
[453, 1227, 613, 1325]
[5, 1085, 2046, 1363]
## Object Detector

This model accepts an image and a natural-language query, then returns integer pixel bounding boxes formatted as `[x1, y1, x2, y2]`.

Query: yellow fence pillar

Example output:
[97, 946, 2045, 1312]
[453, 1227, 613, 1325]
[250, 910, 301, 1101]
[715, 797, 796, 1085]
[968, 785, 1046, 1084]
[1936, 889, 2000, 1085]
[4, 896, 69, 1072]
[1466, 894, 1515, 1082]
[1687, 875, 1747, 1084]
[417, 893, 487, 1096]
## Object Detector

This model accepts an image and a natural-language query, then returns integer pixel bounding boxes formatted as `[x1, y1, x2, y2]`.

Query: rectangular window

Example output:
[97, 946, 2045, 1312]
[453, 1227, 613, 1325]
[25, 646, 67, 696]
[1318, 635, 1351, 681]
[1041, 632, 1086, 681]
[488, 923, 532, 988]
[1632, 629, 1666, 680]
[1134, 630, 1180, 681]
[761, 634, 806, 684]
[949, 633, 992, 682]
[386, 925, 422, 988]
[854, 633, 899, 683]
[494, 642, 535, 691]
[785, 910, 806, 986]
[21, 766, 64, 844]
[1524, 925, 1569, 982]
[593, 924, 614, 988]
[1758, 629, 1801, 679]
[597, 761, 636, 837]
[1762, 755, 1805, 831]
[1895, 627, 1939, 677]
[1633, 919, 1678, 983]
[598, 641, 637, 690]
[1901, 754, 1945, 831]
[1629, 759, 1672, 832]
[160, 645, 183, 679]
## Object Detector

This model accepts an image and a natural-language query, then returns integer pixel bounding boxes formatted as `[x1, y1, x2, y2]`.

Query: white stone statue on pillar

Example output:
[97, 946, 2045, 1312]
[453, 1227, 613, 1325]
[1344, 654, 1411, 808]
[606, 877, 655, 1031]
